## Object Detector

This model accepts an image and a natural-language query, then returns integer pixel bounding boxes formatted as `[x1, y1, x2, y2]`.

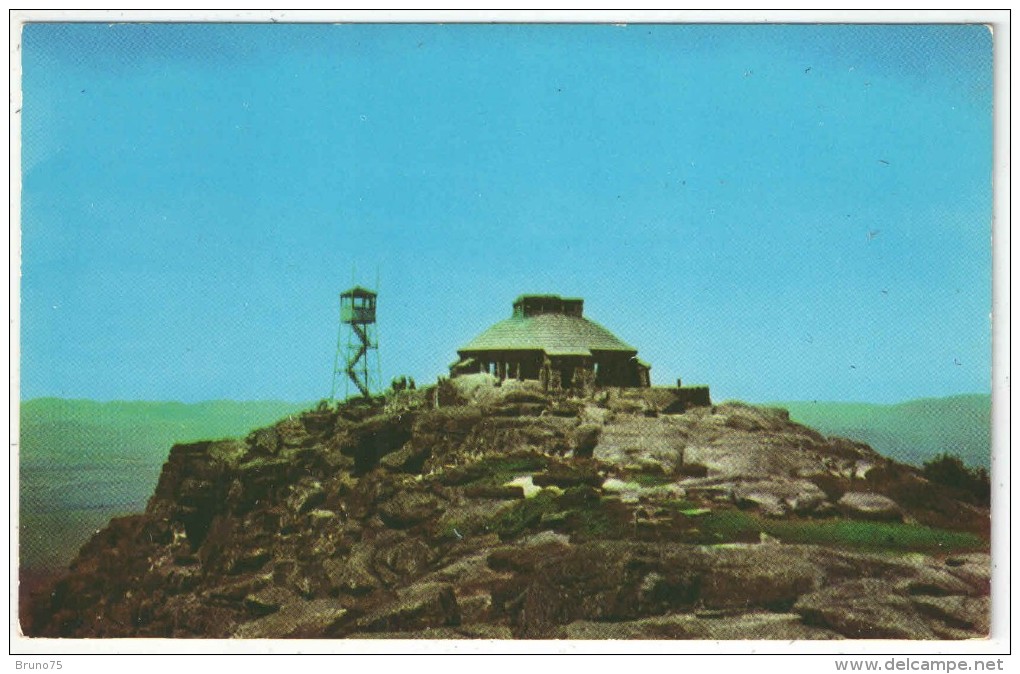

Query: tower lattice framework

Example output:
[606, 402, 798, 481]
[331, 285, 379, 401]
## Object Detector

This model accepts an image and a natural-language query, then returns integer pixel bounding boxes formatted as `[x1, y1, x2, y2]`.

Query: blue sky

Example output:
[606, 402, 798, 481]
[19, 23, 993, 403]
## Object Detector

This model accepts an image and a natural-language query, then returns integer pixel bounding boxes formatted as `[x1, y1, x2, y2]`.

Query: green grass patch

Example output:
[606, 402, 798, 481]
[552, 495, 634, 542]
[485, 455, 549, 475]
[488, 488, 635, 541]
[686, 508, 986, 551]
[574, 509, 612, 538]
[661, 498, 703, 512]
[672, 508, 987, 553]
[627, 473, 676, 487]
[490, 490, 560, 540]
[443, 454, 550, 488]
[761, 519, 986, 553]
[696, 509, 762, 542]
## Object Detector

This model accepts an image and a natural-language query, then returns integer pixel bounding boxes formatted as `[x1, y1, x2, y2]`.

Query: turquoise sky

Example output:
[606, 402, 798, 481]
[19, 23, 993, 404]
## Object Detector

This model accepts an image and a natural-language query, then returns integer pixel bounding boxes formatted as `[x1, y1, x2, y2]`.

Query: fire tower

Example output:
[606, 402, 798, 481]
[331, 285, 379, 401]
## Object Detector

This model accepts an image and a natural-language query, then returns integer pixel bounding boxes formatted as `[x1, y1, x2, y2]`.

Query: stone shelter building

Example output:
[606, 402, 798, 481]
[449, 294, 651, 389]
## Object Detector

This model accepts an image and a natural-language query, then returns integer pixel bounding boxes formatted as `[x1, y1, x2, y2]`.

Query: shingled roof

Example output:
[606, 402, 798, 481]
[458, 310, 637, 355]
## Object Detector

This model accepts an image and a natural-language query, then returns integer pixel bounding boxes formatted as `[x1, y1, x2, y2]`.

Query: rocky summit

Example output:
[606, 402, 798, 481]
[22, 375, 990, 640]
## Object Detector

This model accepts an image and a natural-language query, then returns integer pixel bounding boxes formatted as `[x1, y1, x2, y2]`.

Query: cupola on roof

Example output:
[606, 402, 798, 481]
[458, 294, 636, 356]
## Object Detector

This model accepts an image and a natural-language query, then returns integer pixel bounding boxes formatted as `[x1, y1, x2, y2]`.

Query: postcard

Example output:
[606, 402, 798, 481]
[10, 11, 1006, 661]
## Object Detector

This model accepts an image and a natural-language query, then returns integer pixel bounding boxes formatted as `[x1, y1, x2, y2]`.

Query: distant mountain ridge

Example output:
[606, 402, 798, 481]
[769, 394, 991, 470]
[19, 397, 315, 570]
[21, 398, 316, 447]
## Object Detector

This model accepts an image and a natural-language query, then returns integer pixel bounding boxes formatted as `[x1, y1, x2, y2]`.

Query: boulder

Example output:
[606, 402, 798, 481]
[372, 536, 439, 586]
[244, 585, 298, 617]
[944, 553, 991, 595]
[378, 491, 442, 529]
[340, 413, 417, 473]
[601, 477, 685, 504]
[571, 424, 602, 458]
[489, 402, 548, 417]
[207, 439, 249, 467]
[548, 400, 583, 417]
[733, 479, 829, 517]
[717, 403, 791, 433]
[793, 579, 938, 639]
[722, 412, 764, 433]
[579, 405, 610, 426]
[344, 624, 516, 640]
[425, 548, 509, 587]
[307, 509, 339, 526]
[286, 478, 326, 515]
[227, 548, 272, 575]
[500, 389, 551, 406]
[437, 462, 495, 487]
[352, 582, 460, 634]
[413, 407, 484, 448]
[379, 442, 432, 474]
[911, 595, 990, 635]
[324, 544, 380, 596]
[606, 396, 649, 416]
[460, 417, 573, 456]
[675, 463, 709, 478]
[232, 598, 349, 638]
[445, 373, 499, 403]
[560, 611, 843, 640]
[234, 456, 293, 486]
[695, 545, 824, 611]
[503, 476, 543, 498]
[450, 623, 515, 640]
[837, 492, 903, 521]
[491, 541, 670, 637]
[157, 594, 239, 638]
[487, 536, 572, 575]
[344, 627, 466, 639]
[251, 427, 280, 455]
[532, 464, 602, 489]
[593, 417, 689, 475]
[463, 484, 525, 500]
[275, 417, 312, 448]
[300, 409, 336, 436]
[205, 572, 272, 602]
[523, 530, 571, 549]
[899, 566, 977, 598]
[492, 541, 830, 638]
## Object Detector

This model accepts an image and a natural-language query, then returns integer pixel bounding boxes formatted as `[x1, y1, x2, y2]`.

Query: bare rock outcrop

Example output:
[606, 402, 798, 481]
[23, 387, 990, 640]
[837, 491, 903, 521]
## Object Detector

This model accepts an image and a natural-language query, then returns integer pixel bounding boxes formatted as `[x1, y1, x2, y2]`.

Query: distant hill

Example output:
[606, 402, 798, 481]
[770, 394, 991, 470]
[19, 398, 314, 570]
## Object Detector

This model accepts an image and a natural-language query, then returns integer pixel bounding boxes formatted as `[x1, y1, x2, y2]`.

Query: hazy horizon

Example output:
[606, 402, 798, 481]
[19, 24, 993, 405]
[18, 391, 992, 407]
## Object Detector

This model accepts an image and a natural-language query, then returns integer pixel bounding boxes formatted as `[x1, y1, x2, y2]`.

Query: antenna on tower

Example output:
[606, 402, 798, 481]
[331, 282, 379, 401]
